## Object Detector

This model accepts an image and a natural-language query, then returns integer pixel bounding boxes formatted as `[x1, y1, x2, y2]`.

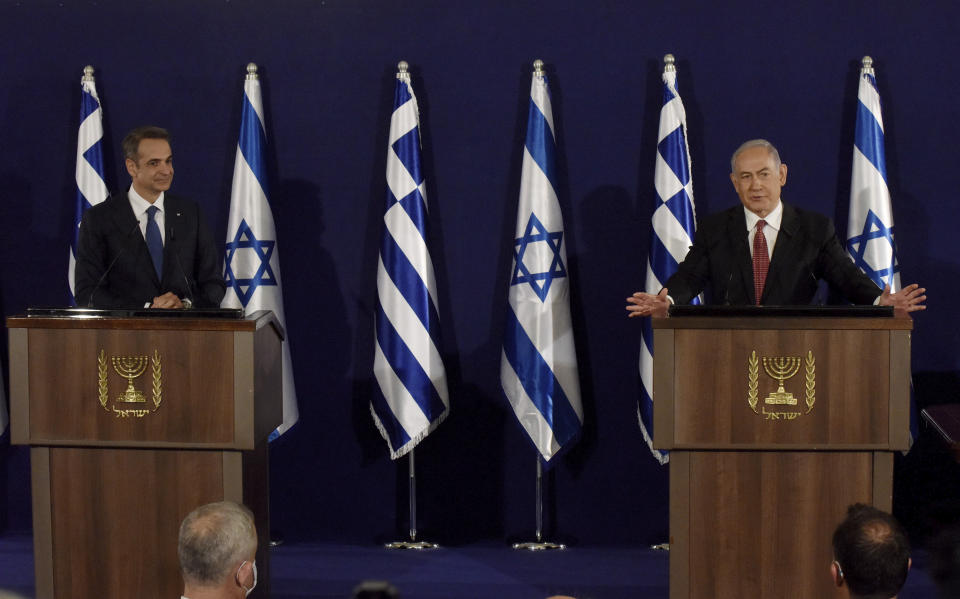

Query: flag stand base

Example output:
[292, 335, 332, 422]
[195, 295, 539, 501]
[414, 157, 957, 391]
[385, 449, 439, 551]
[511, 456, 565, 551]
[512, 540, 566, 551]
[385, 540, 438, 550]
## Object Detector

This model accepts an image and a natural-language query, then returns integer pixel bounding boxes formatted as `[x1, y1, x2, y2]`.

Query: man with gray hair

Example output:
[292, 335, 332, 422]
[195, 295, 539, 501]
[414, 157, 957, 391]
[179, 501, 258, 599]
[627, 139, 926, 316]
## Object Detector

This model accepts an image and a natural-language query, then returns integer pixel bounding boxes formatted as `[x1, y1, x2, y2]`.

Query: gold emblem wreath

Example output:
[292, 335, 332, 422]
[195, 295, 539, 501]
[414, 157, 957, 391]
[152, 350, 162, 409]
[804, 350, 815, 413]
[98, 349, 109, 411]
[747, 350, 759, 413]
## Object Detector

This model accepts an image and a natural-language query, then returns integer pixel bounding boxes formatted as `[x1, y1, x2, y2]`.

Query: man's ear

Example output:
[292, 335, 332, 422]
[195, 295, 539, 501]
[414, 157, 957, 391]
[779, 162, 788, 185]
[830, 561, 844, 588]
[125, 158, 137, 178]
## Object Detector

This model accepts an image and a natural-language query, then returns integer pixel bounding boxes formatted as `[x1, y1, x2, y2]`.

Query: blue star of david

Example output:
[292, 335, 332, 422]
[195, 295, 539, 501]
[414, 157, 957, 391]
[846, 210, 899, 288]
[511, 213, 566, 301]
[224, 219, 277, 306]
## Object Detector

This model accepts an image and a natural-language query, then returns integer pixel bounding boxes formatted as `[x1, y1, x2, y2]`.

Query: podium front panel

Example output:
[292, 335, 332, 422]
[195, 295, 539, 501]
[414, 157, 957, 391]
[25, 328, 236, 446]
[670, 450, 888, 599]
[660, 327, 896, 449]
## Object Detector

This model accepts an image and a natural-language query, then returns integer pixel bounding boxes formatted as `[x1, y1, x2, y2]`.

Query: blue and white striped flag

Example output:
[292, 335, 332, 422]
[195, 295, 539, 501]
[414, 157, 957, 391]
[69, 65, 108, 304]
[501, 61, 582, 465]
[847, 56, 900, 292]
[638, 55, 698, 465]
[223, 63, 298, 437]
[372, 61, 449, 459]
[847, 57, 917, 445]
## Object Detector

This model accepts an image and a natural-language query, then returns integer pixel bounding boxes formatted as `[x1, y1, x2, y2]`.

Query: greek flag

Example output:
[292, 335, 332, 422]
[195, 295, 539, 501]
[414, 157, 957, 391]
[69, 66, 108, 304]
[501, 61, 582, 465]
[222, 63, 298, 437]
[846, 57, 900, 291]
[638, 55, 698, 465]
[372, 62, 449, 459]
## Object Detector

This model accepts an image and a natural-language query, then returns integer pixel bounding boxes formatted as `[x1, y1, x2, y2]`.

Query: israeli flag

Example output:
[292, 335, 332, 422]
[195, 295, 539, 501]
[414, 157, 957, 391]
[847, 57, 917, 445]
[222, 63, 298, 437]
[69, 66, 108, 304]
[847, 57, 900, 291]
[501, 61, 583, 465]
[372, 62, 449, 459]
[638, 55, 698, 465]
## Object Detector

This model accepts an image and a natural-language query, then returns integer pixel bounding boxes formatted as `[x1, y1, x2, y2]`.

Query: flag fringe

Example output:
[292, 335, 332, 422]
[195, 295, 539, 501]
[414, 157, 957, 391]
[637, 404, 669, 466]
[370, 403, 449, 461]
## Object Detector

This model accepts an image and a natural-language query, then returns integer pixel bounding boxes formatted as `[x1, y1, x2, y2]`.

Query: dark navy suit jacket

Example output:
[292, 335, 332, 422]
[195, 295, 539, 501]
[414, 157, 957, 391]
[664, 202, 882, 306]
[75, 191, 225, 308]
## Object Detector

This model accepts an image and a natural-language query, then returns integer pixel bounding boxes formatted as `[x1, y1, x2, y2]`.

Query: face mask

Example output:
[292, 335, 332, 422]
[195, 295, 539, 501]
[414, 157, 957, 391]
[236, 560, 257, 597]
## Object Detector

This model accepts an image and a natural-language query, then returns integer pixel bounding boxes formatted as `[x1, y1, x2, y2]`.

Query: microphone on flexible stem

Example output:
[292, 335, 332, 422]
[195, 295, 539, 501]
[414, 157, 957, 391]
[87, 219, 143, 308]
[169, 227, 195, 308]
[809, 269, 823, 306]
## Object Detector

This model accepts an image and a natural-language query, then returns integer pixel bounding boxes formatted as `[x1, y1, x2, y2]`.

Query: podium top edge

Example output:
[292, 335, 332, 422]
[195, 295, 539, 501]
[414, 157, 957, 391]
[7, 308, 282, 334]
[668, 305, 894, 318]
[653, 315, 913, 330]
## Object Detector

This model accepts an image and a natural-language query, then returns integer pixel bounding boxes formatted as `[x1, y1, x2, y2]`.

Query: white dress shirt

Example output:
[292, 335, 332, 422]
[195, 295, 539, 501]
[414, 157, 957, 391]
[744, 199, 782, 259]
[127, 186, 166, 245]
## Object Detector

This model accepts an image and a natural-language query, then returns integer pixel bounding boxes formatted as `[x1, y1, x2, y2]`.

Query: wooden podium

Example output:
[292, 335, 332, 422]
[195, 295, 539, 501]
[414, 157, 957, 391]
[7, 310, 282, 599]
[652, 308, 912, 599]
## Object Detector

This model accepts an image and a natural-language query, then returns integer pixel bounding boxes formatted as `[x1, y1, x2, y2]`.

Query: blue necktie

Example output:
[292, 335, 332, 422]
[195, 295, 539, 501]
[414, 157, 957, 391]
[145, 205, 163, 279]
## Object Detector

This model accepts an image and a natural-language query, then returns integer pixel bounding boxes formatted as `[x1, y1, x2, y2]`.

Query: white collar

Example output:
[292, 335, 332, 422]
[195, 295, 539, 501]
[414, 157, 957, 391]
[128, 185, 165, 216]
[744, 199, 782, 231]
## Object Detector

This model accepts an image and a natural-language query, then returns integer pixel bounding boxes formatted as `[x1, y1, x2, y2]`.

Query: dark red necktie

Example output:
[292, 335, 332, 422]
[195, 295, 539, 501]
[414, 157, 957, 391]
[753, 220, 769, 305]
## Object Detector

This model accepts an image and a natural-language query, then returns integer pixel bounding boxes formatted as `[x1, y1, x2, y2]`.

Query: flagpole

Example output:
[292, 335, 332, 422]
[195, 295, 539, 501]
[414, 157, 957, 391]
[385, 447, 438, 549]
[512, 453, 565, 551]
[378, 59, 446, 552]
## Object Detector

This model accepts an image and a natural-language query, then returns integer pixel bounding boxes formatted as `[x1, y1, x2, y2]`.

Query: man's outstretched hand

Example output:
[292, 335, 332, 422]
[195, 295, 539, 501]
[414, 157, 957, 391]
[878, 283, 926, 313]
[626, 288, 670, 318]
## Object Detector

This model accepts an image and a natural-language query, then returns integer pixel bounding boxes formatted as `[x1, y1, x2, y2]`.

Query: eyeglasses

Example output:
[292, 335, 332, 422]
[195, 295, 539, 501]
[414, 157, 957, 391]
[832, 559, 845, 580]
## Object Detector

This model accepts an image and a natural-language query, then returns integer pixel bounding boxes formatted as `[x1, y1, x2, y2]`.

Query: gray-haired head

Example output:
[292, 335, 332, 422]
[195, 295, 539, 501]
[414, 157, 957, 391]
[178, 501, 257, 587]
[731, 139, 781, 173]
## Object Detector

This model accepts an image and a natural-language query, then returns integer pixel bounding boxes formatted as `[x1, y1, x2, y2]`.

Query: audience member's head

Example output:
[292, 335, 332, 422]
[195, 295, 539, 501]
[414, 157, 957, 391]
[352, 580, 399, 598]
[831, 503, 911, 599]
[930, 522, 960, 599]
[179, 501, 258, 598]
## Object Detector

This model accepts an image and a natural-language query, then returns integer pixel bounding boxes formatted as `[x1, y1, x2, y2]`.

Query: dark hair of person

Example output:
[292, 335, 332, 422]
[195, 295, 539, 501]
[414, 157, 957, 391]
[832, 503, 910, 599]
[121, 125, 170, 162]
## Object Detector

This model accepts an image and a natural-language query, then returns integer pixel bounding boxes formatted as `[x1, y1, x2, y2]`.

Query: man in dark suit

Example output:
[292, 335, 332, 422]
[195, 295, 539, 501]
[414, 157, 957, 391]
[626, 139, 926, 316]
[75, 126, 225, 309]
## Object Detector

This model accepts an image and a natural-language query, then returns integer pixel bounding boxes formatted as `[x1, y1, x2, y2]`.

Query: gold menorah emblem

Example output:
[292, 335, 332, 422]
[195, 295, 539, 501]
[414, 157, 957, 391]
[762, 356, 801, 405]
[98, 349, 163, 418]
[112, 355, 148, 403]
[747, 350, 816, 420]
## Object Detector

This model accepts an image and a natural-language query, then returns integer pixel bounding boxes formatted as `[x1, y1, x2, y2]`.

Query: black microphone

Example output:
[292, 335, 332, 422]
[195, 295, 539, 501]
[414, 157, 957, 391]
[808, 268, 823, 306]
[723, 272, 734, 305]
[169, 226, 195, 308]
[87, 219, 143, 308]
